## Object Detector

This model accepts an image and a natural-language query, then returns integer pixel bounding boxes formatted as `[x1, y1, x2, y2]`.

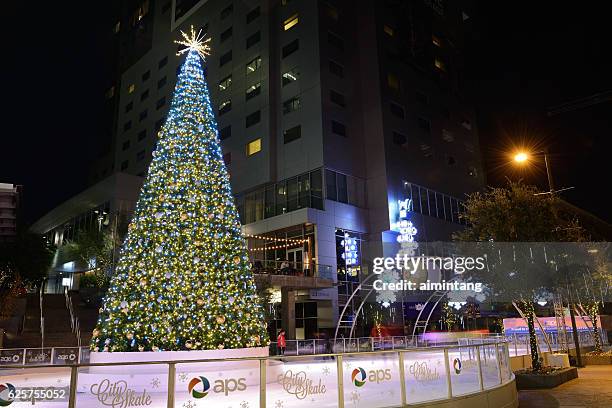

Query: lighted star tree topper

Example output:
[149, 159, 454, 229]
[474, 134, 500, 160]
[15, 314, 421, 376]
[91, 27, 268, 352]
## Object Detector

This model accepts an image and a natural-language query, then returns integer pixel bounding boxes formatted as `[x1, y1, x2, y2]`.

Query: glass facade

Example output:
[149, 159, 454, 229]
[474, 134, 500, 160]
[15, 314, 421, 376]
[404, 182, 466, 225]
[235, 168, 324, 224]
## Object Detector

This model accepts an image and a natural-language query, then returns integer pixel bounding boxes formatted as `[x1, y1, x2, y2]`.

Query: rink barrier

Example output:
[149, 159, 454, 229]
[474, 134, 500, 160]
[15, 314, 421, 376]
[0, 340, 516, 408]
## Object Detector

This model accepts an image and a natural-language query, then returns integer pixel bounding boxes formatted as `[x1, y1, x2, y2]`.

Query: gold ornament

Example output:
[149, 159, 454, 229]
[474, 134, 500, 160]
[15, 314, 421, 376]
[185, 340, 193, 349]
[233, 257, 241, 264]
[216, 315, 226, 324]
[180, 213, 188, 221]
[218, 344, 225, 350]
[126, 333, 134, 340]
[92, 329, 100, 337]
[196, 299, 205, 306]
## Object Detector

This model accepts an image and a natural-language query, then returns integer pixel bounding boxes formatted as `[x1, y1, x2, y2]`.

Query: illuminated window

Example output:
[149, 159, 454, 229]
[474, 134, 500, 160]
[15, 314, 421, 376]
[434, 58, 446, 72]
[219, 75, 232, 91]
[246, 138, 262, 156]
[383, 25, 394, 36]
[246, 56, 262, 73]
[432, 35, 442, 47]
[387, 73, 399, 90]
[281, 67, 299, 86]
[106, 86, 115, 99]
[219, 99, 231, 115]
[246, 82, 261, 100]
[284, 13, 299, 31]
[114, 21, 121, 33]
[128, 84, 135, 94]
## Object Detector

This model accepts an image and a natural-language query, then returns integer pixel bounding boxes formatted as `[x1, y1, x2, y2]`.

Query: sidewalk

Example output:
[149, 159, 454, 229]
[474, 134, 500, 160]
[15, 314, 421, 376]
[519, 365, 612, 407]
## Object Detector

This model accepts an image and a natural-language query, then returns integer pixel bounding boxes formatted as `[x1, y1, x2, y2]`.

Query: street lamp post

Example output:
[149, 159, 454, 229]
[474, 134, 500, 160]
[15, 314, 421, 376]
[513, 150, 554, 193]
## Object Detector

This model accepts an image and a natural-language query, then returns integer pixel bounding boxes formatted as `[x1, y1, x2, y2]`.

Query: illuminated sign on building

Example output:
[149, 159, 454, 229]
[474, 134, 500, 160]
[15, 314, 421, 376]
[392, 199, 418, 243]
[341, 233, 359, 266]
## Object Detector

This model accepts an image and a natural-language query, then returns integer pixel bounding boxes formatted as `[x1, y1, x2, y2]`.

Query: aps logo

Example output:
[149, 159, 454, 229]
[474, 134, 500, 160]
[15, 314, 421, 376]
[351, 368, 367, 387]
[188, 375, 247, 398]
[188, 376, 210, 399]
[351, 367, 392, 387]
[0, 383, 16, 407]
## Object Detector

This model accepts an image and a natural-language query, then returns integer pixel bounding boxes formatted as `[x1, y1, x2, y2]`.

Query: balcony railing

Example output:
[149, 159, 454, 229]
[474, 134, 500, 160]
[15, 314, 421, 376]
[251, 259, 333, 279]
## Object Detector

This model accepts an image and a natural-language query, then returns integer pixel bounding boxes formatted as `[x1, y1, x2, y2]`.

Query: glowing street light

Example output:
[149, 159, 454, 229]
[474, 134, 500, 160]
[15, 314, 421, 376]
[514, 152, 529, 163]
[511, 149, 554, 193]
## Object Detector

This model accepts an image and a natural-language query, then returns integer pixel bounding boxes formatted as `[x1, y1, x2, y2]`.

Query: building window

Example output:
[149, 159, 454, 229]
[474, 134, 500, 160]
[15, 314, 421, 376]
[417, 117, 431, 133]
[331, 120, 346, 136]
[434, 58, 446, 72]
[246, 56, 262, 73]
[283, 96, 301, 114]
[283, 13, 299, 31]
[325, 3, 339, 20]
[329, 60, 344, 77]
[383, 24, 394, 36]
[161, 2, 171, 13]
[138, 129, 147, 141]
[416, 91, 428, 104]
[219, 125, 231, 140]
[461, 119, 472, 130]
[137, 150, 146, 161]
[247, 138, 262, 156]
[283, 125, 301, 144]
[127, 84, 135, 94]
[221, 4, 233, 19]
[219, 99, 232, 115]
[387, 73, 400, 91]
[328, 31, 344, 50]
[420, 143, 433, 158]
[432, 35, 442, 47]
[390, 102, 405, 119]
[139, 109, 148, 121]
[282, 39, 299, 58]
[392, 131, 406, 145]
[142, 70, 150, 81]
[219, 75, 232, 91]
[246, 82, 261, 100]
[220, 51, 232, 67]
[447, 155, 456, 166]
[124, 120, 132, 131]
[155, 118, 164, 130]
[141, 89, 149, 101]
[223, 152, 231, 165]
[330, 90, 346, 107]
[156, 97, 166, 110]
[282, 67, 299, 85]
[121, 160, 129, 170]
[467, 166, 478, 177]
[246, 31, 261, 48]
[442, 129, 454, 142]
[157, 76, 167, 89]
[122, 140, 130, 151]
[125, 102, 133, 113]
[246, 6, 260, 23]
[158, 56, 168, 68]
[246, 110, 261, 127]
[220, 27, 233, 42]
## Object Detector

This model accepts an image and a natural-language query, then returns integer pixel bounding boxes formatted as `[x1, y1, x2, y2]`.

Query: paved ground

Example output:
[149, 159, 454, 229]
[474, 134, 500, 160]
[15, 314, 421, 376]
[519, 365, 612, 408]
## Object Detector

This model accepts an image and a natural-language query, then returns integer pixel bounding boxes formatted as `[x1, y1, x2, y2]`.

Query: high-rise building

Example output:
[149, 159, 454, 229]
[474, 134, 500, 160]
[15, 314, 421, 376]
[36, 0, 484, 339]
[0, 183, 22, 241]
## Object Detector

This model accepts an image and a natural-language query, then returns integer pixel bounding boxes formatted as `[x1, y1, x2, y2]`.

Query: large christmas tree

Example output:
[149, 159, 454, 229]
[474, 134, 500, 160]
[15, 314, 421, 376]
[91, 28, 268, 352]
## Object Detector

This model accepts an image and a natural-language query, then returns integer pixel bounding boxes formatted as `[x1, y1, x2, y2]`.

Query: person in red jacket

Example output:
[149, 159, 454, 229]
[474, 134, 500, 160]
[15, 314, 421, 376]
[277, 329, 286, 355]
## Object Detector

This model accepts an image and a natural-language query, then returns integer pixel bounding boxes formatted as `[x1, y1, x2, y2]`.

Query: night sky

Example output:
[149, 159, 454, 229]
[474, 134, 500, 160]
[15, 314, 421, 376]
[1, 2, 610, 225]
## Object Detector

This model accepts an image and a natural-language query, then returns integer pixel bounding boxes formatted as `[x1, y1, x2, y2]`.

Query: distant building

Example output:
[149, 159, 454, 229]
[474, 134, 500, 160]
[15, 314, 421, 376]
[0, 183, 22, 241]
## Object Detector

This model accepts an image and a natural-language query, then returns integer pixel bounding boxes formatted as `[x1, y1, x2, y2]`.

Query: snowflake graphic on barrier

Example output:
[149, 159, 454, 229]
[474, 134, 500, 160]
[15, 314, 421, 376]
[350, 391, 361, 406]
[150, 377, 161, 389]
[322, 366, 331, 375]
[178, 372, 189, 382]
[240, 401, 250, 408]
[274, 401, 284, 408]
[182, 401, 196, 408]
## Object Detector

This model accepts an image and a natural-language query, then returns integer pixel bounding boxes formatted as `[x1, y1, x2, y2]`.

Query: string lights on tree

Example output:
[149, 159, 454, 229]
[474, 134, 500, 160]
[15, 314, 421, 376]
[91, 27, 268, 352]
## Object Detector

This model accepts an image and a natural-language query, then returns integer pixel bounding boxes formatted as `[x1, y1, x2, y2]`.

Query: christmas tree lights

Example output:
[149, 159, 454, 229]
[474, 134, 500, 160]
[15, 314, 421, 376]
[91, 28, 268, 352]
